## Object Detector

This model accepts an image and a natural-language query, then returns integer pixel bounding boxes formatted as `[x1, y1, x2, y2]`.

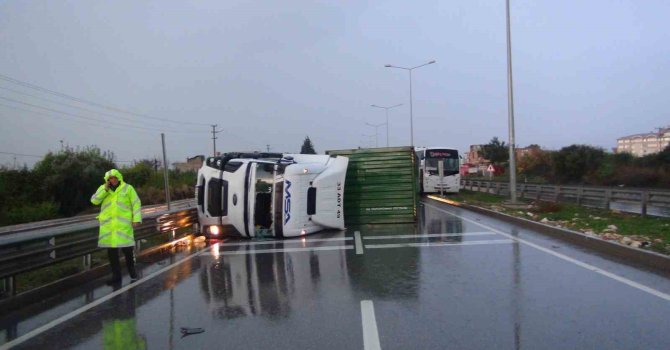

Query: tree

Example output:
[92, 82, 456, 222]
[122, 160, 155, 188]
[300, 136, 316, 154]
[551, 144, 605, 184]
[518, 146, 553, 179]
[33, 146, 116, 216]
[480, 137, 508, 164]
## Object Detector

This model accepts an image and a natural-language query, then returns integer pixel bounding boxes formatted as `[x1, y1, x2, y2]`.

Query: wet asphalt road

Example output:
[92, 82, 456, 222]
[2, 198, 670, 349]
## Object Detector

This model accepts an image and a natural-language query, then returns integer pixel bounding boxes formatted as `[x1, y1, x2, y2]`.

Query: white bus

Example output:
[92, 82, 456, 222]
[415, 147, 461, 194]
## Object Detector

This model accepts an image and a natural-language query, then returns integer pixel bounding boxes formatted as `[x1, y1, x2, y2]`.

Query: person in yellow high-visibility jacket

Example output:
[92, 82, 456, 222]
[91, 169, 142, 285]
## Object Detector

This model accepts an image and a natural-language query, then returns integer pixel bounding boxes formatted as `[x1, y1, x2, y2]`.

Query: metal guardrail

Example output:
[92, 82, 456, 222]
[0, 202, 197, 297]
[0, 199, 194, 235]
[461, 180, 670, 217]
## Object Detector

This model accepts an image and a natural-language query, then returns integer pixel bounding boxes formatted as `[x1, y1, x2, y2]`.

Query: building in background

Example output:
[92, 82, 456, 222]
[616, 127, 670, 156]
[173, 155, 204, 172]
[466, 145, 488, 166]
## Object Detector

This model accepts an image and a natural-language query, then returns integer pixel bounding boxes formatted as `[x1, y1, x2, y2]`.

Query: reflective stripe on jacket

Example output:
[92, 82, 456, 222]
[91, 180, 142, 248]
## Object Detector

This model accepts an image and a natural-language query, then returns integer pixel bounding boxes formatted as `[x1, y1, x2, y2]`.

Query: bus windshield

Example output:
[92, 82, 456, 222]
[425, 149, 459, 176]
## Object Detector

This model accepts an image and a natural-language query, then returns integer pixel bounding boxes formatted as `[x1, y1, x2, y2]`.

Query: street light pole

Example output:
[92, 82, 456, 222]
[506, 0, 518, 204]
[371, 103, 403, 147]
[385, 60, 436, 147]
[365, 122, 385, 148]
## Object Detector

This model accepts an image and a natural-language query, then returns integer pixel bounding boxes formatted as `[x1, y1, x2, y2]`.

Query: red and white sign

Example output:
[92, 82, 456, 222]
[487, 164, 495, 172]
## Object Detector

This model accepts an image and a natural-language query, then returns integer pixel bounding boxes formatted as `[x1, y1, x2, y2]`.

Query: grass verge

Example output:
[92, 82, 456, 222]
[441, 190, 670, 255]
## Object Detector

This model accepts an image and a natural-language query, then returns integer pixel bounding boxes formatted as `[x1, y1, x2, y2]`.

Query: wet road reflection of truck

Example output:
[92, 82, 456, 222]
[198, 238, 351, 320]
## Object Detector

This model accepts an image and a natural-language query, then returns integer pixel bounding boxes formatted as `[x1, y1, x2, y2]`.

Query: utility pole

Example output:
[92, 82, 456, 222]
[59, 140, 64, 152]
[211, 124, 222, 156]
[266, 144, 270, 152]
[161, 133, 171, 210]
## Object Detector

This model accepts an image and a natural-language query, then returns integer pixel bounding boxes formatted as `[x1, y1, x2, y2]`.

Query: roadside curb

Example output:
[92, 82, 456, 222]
[425, 195, 670, 274]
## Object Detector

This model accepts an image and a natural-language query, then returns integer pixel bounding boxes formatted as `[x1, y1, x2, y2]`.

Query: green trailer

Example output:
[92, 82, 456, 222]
[325, 146, 419, 225]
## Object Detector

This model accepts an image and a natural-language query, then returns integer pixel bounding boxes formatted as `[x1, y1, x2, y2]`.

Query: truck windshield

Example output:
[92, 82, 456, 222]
[253, 163, 274, 234]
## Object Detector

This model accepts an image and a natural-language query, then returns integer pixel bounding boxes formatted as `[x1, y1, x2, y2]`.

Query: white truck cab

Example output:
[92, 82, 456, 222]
[196, 153, 348, 238]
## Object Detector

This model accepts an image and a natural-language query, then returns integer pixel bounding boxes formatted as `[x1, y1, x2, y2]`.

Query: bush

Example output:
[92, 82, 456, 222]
[33, 146, 116, 216]
[552, 145, 606, 184]
[2, 201, 60, 225]
[533, 201, 563, 214]
[602, 165, 663, 188]
[518, 147, 553, 179]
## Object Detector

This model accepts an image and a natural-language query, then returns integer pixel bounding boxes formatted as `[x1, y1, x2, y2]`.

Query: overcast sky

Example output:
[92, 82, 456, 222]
[1, 0, 669, 168]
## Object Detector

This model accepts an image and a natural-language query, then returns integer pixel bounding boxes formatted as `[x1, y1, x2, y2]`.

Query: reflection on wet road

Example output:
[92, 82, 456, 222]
[2, 199, 670, 349]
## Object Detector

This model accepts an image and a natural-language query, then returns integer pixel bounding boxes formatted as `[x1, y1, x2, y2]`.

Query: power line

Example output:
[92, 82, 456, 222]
[0, 151, 43, 158]
[0, 73, 211, 126]
[0, 97, 205, 134]
[0, 151, 133, 163]
[0, 86, 202, 131]
[0, 103, 175, 136]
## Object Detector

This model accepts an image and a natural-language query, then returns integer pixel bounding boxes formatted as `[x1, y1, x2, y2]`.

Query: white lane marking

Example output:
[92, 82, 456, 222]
[363, 232, 497, 240]
[365, 239, 514, 249]
[361, 300, 382, 350]
[215, 236, 352, 247]
[0, 245, 217, 350]
[219, 245, 353, 255]
[423, 202, 670, 303]
[355, 231, 364, 255]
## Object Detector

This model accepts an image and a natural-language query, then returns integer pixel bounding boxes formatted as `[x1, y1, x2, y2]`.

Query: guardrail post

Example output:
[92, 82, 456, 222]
[82, 254, 92, 271]
[641, 191, 648, 217]
[486, 181, 491, 194]
[2, 276, 15, 297]
[604, 189, 612, 210]
[496, 182, 501, 195]
[577, 187, 583, 206]
[519, 184, 525, 199]
[555, 186, 561, 202]
[49, 237, 56, 260]
[136, 239, 142, 252]
[171, 229, 176, 242]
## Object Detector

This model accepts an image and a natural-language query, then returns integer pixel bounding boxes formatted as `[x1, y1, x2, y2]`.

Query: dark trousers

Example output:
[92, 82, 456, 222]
[107, 247, 138, 280]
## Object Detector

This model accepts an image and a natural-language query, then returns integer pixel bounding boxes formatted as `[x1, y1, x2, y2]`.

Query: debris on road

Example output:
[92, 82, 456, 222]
[181, 327, 205, 338]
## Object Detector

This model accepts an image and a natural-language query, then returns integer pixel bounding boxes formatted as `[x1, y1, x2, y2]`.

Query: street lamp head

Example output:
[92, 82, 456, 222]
[384, 64, 392, 67]
[428, 60, 436, 64]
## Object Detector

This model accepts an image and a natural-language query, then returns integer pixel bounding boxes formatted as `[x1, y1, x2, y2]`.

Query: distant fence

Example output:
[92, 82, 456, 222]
[460, 180, 670, 217]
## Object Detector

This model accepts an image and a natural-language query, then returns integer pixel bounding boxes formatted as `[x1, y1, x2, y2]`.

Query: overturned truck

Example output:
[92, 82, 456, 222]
[196, 147, 418, 239]
[196, 152, 348, 238]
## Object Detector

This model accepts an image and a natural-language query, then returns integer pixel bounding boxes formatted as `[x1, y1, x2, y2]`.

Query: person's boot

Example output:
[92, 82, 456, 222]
[128, 259, 139, 281]
[129, 271, 139, 282]
[105, 276, 121, 286]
